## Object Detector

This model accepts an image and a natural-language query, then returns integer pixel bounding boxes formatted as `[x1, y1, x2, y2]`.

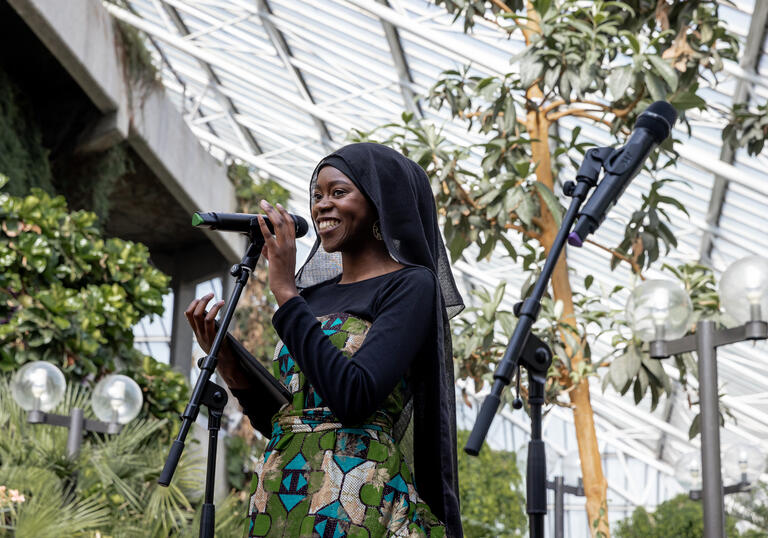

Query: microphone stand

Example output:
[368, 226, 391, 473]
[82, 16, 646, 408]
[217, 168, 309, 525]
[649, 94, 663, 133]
[159, 223, 265, 538]
[465, 146, 615, 538]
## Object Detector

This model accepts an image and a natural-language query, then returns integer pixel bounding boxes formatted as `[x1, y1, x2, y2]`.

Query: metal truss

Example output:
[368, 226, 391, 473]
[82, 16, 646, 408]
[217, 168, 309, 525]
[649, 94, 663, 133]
[108, 0, 768, 523]
[699, 1, 768, 263]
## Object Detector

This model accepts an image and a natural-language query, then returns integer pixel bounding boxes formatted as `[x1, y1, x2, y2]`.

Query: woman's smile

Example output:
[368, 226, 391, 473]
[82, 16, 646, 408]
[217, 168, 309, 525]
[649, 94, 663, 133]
[316, 217, 341, 233]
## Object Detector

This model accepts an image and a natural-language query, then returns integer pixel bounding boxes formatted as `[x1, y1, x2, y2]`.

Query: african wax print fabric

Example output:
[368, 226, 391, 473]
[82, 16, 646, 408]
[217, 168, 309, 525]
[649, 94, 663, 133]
[246, 312, 445, 538]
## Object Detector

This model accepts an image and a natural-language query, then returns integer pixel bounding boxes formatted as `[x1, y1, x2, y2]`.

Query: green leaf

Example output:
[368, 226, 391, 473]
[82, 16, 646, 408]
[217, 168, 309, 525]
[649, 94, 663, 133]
[532, 182, 562, 227]
[643, 71, 666, 101]
[476, 237, 495, 261]
[607, 66, 633, 99]
[670, 88, 707, 111]
[688, 413, 701, 439]
[584, 275, 594, 290]
[620, 30, 640, 54]
[647, 55, 678, 92]
[516, 193, 536, 227]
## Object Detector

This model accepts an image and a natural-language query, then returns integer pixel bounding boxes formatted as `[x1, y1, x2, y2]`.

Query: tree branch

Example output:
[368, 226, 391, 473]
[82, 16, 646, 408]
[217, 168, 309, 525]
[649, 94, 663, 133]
[584, 238, 646, 278]
[542, 99, 613, 116]
[458, 109, 527, 127]
[434, 155, 479, 210]
[489, 0, 513, 12]
[613, 88, 645, 118]
[541, 98, 566, 115]
[503, 219, 541, 240]
[546, 107, 606, 123]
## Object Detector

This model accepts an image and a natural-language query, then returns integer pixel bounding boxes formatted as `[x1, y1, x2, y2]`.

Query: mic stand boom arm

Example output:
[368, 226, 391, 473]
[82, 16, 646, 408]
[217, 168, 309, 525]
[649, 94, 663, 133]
[464, 146, 614, 538]
[158, 222, 266, 538]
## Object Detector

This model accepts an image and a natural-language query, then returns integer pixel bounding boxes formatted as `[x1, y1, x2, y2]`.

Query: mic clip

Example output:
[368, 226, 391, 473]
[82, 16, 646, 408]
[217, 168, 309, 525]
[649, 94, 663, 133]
[575, 147, 616, 188]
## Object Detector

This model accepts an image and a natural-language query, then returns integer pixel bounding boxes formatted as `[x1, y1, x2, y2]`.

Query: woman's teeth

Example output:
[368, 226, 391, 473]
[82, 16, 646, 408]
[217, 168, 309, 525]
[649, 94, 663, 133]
[318, 219, 340, 230]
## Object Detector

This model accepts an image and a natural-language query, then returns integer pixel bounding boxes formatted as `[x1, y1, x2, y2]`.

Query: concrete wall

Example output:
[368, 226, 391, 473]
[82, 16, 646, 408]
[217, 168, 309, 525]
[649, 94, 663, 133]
[8, 0, 244, 263]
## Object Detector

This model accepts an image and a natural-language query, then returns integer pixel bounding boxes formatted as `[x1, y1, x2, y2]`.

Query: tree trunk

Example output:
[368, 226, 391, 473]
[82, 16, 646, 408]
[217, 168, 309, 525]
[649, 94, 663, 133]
[521, 5, 610, 533]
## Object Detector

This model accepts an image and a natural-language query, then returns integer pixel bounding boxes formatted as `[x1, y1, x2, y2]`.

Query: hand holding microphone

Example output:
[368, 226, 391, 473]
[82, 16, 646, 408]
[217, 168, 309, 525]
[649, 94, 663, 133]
[568, 101, 678, 247]
[193, 201, 303, 307]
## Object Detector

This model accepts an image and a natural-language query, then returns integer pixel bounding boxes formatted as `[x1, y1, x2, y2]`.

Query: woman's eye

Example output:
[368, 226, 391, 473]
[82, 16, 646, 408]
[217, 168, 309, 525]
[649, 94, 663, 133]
[333, 189, 346, 197]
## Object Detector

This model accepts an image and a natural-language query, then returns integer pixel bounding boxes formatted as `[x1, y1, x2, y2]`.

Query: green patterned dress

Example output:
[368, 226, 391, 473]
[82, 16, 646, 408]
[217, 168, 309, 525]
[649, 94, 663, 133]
[246, 312, 445, 537]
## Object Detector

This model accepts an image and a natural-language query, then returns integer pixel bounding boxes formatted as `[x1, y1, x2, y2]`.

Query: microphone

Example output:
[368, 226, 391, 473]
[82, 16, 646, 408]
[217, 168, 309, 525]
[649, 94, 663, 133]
[567, 101, 677, 247]
[192, 211, 309, 238]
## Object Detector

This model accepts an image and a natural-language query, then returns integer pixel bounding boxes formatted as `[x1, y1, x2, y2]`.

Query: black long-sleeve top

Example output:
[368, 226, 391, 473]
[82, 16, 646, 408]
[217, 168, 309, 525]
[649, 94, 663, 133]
[232, 266, 437, 426]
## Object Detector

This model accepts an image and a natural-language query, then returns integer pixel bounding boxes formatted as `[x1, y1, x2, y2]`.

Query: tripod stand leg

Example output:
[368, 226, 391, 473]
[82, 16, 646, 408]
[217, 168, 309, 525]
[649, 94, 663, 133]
[200, 382, 227, 538]
[527, 378, 547, 538]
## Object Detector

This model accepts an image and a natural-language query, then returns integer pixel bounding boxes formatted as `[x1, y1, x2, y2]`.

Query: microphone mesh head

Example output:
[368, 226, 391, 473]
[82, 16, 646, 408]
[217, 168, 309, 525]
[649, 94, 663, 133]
[293, 215, 309, 237]
[635, 101, 677, 143]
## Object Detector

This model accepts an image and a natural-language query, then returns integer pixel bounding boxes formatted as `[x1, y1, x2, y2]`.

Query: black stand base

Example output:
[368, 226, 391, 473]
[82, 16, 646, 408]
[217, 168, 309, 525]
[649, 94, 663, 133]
[199, 381, 227, 538]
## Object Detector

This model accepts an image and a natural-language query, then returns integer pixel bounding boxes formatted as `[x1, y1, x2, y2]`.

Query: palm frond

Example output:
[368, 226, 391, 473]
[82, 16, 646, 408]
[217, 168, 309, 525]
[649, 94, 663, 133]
[1, 464, 110, 537]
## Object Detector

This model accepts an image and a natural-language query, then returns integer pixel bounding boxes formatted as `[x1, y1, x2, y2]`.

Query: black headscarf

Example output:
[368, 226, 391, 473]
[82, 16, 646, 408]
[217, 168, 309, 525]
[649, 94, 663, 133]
[296, 143, 464, 537]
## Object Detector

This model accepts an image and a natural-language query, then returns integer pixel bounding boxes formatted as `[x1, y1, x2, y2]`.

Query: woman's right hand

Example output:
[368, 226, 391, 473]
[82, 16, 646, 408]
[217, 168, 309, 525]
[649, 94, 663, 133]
[184, 294, 249, 389]
[184, 293, 224, 354]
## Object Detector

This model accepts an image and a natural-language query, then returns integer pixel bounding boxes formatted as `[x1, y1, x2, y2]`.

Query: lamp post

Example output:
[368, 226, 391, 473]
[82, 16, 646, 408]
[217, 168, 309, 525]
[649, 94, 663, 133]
[10, 362, 143, 457]
[546, 450, 586, 538]
[675, 444, 762, 501]
[628, 256, 768, 538]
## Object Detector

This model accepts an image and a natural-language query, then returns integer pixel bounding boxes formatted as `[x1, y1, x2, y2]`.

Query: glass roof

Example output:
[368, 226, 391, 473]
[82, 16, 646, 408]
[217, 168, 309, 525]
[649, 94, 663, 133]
[108, 0, 768, 526]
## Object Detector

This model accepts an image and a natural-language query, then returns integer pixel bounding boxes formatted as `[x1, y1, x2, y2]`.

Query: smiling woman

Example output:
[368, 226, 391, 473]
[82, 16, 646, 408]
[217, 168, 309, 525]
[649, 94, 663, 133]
[186, 143, 464, 538]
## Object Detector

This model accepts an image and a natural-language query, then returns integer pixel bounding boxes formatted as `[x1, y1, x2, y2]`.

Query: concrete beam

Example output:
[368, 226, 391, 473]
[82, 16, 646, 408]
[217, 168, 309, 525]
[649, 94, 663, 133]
[8, 0, 243, 264]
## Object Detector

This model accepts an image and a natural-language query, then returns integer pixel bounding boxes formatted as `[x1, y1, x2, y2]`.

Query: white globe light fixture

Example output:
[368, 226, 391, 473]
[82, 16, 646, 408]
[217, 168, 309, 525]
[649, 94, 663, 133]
[674, 451, 703, 492]
[11, 361, 66, 412]
[724, 443, 764, 487]
[627, 280, 693, 341]
[11, 363, 142, 458]
[92, 374, 143, 425]
[719, 255, 768, 324]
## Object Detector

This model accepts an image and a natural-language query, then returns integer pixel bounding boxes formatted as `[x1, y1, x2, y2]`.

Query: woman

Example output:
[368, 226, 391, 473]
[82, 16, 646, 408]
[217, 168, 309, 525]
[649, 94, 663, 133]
[186, 143, 464, 537]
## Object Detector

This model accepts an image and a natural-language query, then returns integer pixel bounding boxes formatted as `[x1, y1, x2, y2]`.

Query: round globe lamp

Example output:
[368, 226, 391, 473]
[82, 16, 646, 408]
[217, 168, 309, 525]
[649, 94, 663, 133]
[627, 280, 693, 341]
[674, 450, 703, 492]
[92, 374, 143, 427]
[11, 361, 66, 414]
[720, 256, 768, 324]
[724, 443, 764, 487]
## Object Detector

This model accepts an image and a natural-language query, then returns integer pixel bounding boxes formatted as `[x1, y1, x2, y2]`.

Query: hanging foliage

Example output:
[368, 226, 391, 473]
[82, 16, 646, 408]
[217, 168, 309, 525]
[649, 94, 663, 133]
[0, 67, 55, 197]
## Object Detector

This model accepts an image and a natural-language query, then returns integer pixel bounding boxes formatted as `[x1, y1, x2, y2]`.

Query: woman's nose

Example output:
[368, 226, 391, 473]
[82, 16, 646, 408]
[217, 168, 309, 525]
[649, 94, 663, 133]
[314, 195, 332, 209]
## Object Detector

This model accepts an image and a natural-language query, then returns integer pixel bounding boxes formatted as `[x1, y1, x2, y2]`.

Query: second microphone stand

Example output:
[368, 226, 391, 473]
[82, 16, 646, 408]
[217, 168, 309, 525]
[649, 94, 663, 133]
[158, 226, 265, 538]
[465, 146, 614, 538]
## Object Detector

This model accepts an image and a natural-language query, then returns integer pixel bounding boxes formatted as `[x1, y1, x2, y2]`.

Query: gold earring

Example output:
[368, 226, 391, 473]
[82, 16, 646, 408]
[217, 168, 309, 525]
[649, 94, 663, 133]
[372, 220, 383, 240]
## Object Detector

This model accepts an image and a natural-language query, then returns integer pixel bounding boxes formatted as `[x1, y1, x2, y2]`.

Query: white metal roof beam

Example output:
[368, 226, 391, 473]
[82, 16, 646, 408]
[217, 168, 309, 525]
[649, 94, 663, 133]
[255, 0, 334, 151]
[157, 0, 263, 155]
[340, 0, 511, 75]
[655, 384, 678, 461]
[698, 1, 768, 262]
[104, 3, 353, 130]
[374, 0, 423, 117]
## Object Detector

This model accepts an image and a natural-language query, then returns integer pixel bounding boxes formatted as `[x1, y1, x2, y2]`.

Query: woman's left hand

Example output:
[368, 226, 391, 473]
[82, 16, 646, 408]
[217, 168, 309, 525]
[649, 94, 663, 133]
[258, 199, 299, 306]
